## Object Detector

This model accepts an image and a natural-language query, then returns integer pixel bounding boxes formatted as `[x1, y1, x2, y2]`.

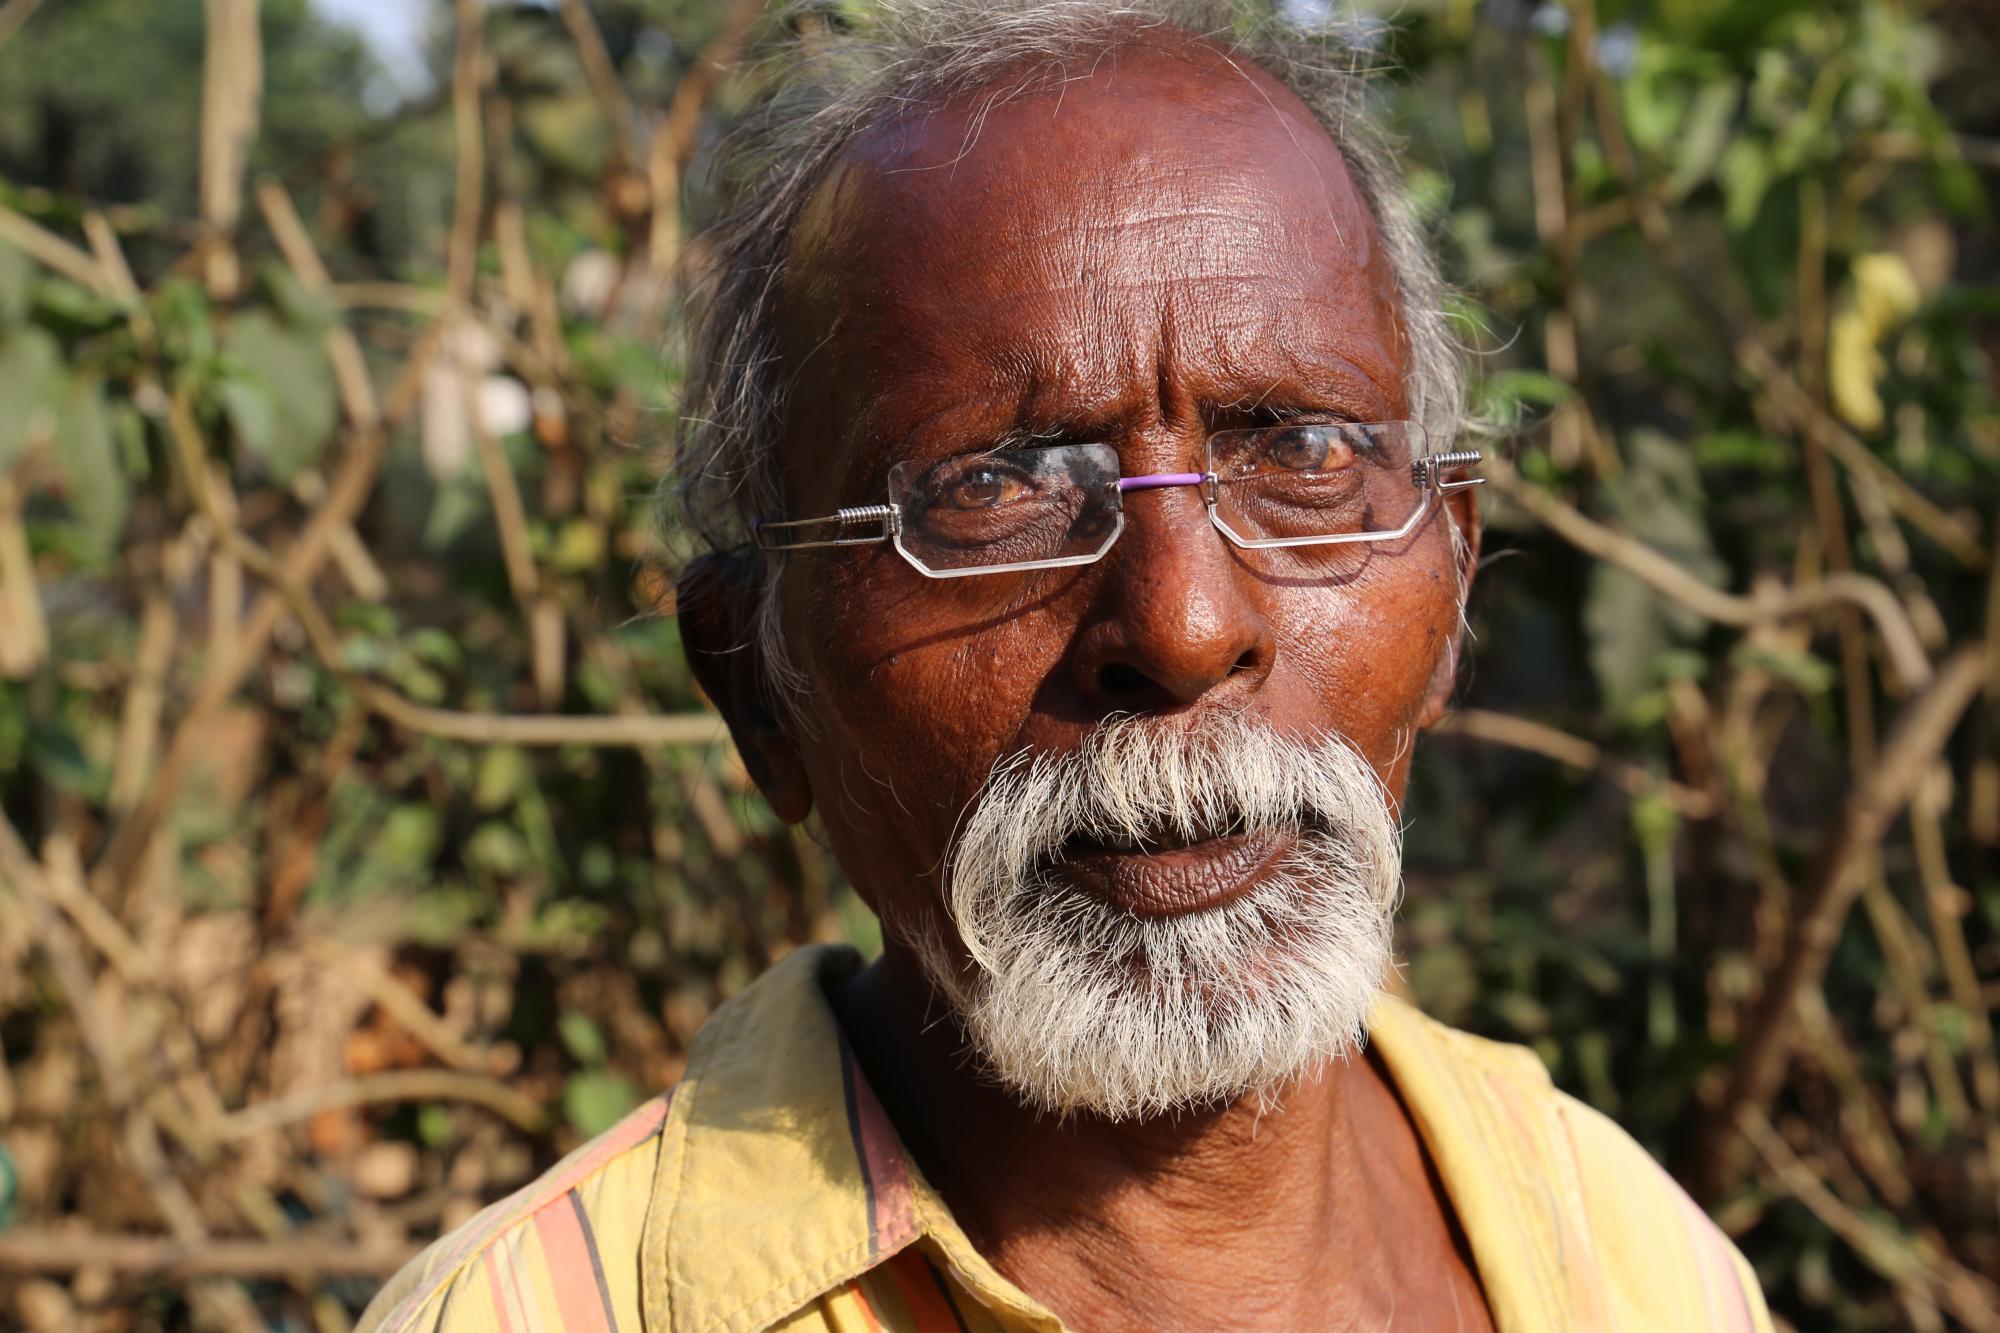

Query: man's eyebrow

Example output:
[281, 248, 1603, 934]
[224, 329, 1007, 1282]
[1214, 355, 1401, 419]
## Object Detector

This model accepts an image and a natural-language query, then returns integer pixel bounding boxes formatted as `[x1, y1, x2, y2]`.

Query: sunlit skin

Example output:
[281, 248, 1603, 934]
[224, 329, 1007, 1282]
[680, 32, 1488, 1333]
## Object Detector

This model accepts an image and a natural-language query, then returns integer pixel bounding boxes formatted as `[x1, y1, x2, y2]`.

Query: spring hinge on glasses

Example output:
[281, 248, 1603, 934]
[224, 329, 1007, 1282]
[750, 503, 901, 551]
[833, 504, 900, 538]
[836, 504, 900, 536]
[1412, 449, 1485, 493]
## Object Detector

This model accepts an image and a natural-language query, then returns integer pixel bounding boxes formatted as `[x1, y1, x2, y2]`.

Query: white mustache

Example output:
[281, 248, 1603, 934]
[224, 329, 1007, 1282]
[946, 712, 1402, 970]
[919, 711, 1403, 1120]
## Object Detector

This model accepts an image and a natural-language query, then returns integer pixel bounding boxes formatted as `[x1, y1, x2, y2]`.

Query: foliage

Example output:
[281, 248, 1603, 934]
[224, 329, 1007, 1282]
[0, 0, 1994, 1329]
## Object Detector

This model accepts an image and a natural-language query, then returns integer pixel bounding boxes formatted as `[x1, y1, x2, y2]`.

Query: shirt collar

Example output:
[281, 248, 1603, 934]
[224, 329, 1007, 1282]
[640, 944, 1608, 1333]
[640, 944, 1060, 1333]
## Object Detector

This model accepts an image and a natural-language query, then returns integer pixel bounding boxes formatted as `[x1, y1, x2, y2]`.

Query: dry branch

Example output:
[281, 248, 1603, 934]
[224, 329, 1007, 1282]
[557, 0, 638, 168]
[1745, 1114, 2000, 1330]
[212, 1069, 547, 1141]
[0, 201, 117, 297]
[0, 813, 207, 1243]
[1695, 645, 1991, 1198]
[198, 0, 262, 300]
[1433, 708, 1715, 817]
[0, 1230, 420, 1280]
[1488, 456, 1935, 691]
[647, 0, 767, 287]
[447, 0, 486, 310]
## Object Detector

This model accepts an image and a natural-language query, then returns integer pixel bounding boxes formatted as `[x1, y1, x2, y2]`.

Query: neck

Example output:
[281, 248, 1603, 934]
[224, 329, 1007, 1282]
[832, 941, 1481, 1331]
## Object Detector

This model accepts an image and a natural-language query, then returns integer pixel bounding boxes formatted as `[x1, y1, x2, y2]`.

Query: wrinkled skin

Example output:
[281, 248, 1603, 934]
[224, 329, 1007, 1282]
[681, 32, 1489, 1333]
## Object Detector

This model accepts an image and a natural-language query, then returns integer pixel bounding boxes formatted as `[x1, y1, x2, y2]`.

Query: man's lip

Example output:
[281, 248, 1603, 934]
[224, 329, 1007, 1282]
[1050, 825, 1296, 917]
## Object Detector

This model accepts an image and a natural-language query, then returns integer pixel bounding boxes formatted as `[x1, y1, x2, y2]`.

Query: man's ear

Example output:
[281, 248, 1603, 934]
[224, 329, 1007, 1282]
[677, 553, 813, 824]
[1416, 480, 1483, 731]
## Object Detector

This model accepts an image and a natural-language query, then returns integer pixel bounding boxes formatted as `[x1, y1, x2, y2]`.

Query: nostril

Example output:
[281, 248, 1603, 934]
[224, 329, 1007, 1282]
[1096, 661, 1152, 699]
[1231, 648, 1261, 677]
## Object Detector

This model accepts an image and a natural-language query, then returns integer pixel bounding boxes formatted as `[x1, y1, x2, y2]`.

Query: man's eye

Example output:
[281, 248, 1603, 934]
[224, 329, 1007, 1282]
[946, 468, 1028, 510]
[1264, 426, 1353, 472]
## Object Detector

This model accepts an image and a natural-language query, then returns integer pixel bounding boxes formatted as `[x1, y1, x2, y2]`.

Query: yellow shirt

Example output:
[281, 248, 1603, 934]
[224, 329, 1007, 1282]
[360, 945, 1772, 1332]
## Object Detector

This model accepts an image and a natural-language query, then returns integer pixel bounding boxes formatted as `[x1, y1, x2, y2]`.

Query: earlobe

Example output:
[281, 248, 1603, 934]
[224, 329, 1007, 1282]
[677, 554, 814, 825]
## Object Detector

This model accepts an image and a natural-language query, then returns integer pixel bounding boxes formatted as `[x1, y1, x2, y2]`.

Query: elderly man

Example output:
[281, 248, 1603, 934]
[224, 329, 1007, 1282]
[364, 2, 1771, 1329]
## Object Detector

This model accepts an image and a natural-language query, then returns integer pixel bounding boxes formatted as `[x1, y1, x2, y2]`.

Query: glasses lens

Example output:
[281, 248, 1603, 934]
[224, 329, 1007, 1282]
[1207, 420, 1423, 547]
[888, 442, 1124, 575]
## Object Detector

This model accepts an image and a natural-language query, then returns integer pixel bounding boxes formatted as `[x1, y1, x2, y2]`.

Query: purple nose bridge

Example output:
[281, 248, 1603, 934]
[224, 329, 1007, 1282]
[1116, 471, 1207, 493]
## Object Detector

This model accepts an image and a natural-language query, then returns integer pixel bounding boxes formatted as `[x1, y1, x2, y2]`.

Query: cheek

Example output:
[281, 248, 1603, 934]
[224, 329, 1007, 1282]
[786, 564, 1066, 886]
[1270, 546, 1456, 770]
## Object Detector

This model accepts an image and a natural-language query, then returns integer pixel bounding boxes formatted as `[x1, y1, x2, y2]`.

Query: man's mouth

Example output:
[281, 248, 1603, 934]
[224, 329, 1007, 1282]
[1048, 817, 1301, 917]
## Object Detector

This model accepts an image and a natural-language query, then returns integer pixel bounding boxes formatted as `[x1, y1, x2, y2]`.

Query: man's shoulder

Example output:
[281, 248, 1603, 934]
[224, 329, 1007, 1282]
[1549, 1089, 1773, 1331]
[1372, 997, 1771, 1331]
[357, 1092, 674, 1333]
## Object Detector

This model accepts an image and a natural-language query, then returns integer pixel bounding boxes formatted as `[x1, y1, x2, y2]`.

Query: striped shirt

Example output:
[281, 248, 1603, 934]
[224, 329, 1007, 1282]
[359, 944, 1771, 1332]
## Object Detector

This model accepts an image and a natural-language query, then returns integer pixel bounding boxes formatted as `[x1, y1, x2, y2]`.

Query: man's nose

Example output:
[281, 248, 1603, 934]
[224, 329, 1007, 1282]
[1067, 482, 1275, 714]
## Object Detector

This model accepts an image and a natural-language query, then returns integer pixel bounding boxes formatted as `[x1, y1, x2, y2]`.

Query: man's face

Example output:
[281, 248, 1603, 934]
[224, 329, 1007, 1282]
[691, 38, 1474, 1096]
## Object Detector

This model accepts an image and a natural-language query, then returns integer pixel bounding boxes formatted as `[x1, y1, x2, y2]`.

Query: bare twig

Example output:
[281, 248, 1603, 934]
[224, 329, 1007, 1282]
[359, 681, 726, 748]
[1738, 339, 1986, 570]
[167, 388, 725, 752]
[647, 0, 766, 288]
[1488, 456, 1936, 691]
[1432, 708, 1715, 817]
[257, 178, 381, 430]
[212, 1068, 547, 1141]
[0, 812, 207, 1242]
[556, 0, 638, 168]
[1744, 1113, 2000, 1331]
[105, 596, 173, 812]
[198, 0, 262, 300]
[0, 201, 116, 297]
[447, 0, 486, 310]
[461, 363, 540, 605]
[1695, 645, 1990, 1198]
[1910, 764, 2000, 1225]
[0, 473, 49, 678]
[0, 1229, 420, 1279]
[302, 938, 504, 1074]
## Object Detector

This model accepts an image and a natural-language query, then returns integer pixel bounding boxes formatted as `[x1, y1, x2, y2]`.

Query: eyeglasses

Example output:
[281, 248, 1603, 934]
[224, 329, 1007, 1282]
[751, 420, 1482, 579]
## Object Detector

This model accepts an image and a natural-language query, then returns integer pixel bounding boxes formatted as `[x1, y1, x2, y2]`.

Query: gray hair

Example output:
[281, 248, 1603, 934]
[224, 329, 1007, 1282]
[667, 0, 1466, 704]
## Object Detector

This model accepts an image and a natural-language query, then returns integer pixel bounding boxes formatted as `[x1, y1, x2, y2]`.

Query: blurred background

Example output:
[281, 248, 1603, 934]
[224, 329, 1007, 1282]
[0, 0, 1994, 1328]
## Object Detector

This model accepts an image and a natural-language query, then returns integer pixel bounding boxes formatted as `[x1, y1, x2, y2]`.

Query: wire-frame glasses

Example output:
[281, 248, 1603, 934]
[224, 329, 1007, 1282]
[751, 421, 1482, 579]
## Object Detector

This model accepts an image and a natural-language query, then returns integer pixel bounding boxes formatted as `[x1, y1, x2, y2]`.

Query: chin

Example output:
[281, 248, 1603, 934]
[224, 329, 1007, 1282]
[924, 832, 1395, 1122]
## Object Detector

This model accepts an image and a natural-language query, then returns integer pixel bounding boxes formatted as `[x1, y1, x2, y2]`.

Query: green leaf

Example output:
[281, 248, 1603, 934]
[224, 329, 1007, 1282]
[1733, 642, 1836, 694]
[0, 327, 62, 470]
[0, 1140, 17, 1231]
[0, 240, 29, 327]
[263, 263, 339, 336]
[1665, 80, 1740, 200]
[54, 378, 128, 555]
[219, 310, 338, 482]
[1474, 370, 1573, 431]
[1692, 430, 1788, 471]
[215, 373, 280, 465]
[154, 278, 216, 365]
[563, 1069, 638, 1138]
[1584, 564, 1673, 721]
[371, 804, 442, 874]
[28, 721, 95, 796]
[474, 745, 531, 811]
[31, 275, 123, 331]
[1717, 137, 1772, 231]
[558, 1011, 608, 1065]
[467, 820, 529, 877]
